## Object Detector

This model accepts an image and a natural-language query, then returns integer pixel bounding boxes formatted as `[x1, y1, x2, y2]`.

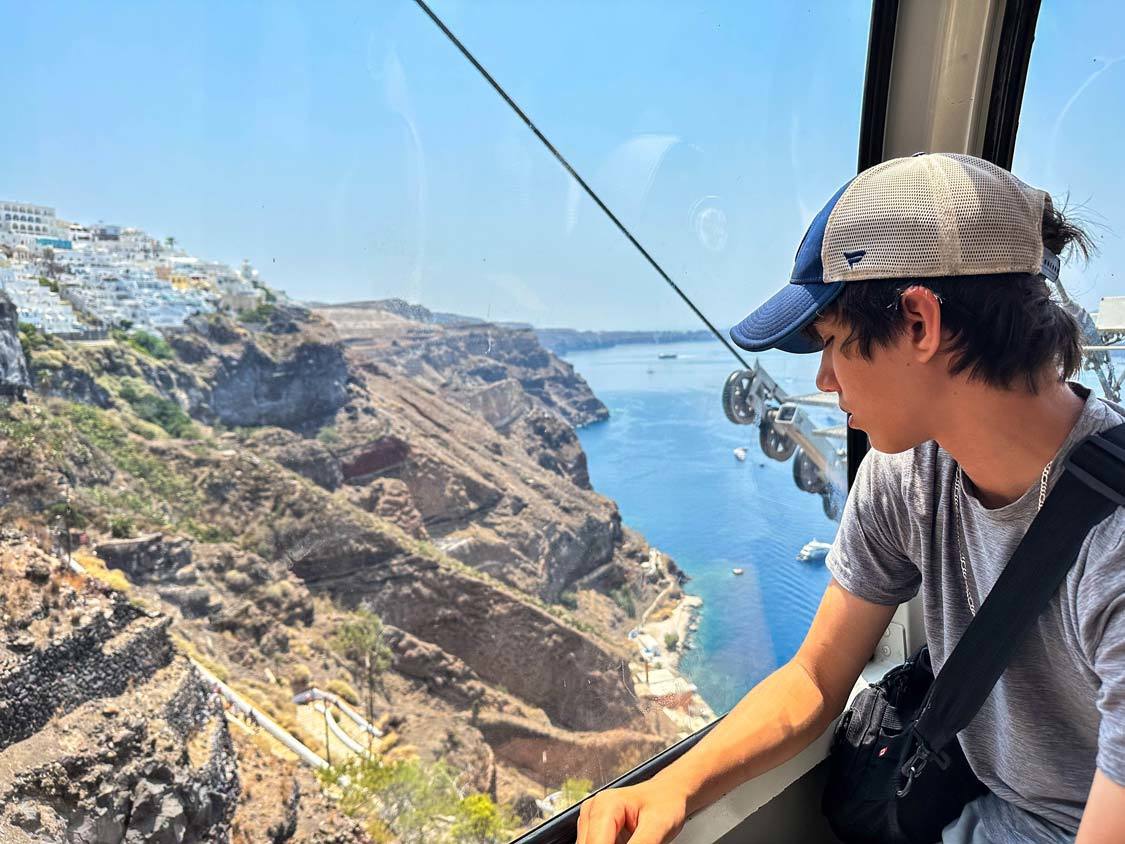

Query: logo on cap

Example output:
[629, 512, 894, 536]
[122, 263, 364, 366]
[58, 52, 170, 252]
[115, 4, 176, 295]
[843, 250, 867, 268]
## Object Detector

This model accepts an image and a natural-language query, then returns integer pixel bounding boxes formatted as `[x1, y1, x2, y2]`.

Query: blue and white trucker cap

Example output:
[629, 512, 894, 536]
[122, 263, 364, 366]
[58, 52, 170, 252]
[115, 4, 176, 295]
[729, 153, 1062, 354]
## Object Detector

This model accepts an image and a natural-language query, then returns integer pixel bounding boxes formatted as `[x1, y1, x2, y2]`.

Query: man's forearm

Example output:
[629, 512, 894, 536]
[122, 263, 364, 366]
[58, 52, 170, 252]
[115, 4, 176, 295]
[652, 659, 838, 817]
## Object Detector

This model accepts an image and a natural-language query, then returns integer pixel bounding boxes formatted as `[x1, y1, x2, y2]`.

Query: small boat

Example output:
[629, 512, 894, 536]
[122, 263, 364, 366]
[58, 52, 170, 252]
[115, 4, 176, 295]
[733, 447, 747, 461]
[658, 352, 678, 359]
[796, 540, 832, 563]
[731, 567, 744, 576]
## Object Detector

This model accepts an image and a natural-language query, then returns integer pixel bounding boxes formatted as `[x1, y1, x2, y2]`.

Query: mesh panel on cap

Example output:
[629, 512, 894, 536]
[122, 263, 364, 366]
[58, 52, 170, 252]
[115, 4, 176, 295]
[821, 153, 1046, 283]
[943, 155, 1044, 272]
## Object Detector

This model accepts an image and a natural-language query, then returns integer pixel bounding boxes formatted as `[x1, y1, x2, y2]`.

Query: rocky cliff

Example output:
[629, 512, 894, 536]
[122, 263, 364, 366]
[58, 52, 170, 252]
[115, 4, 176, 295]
[0, 533, 240, 843]
[306, 299, 712, 356]
[0, 299, 686, 839]
[532, 327, 712, 355]
[313, 303, 609, 430]
[0, 292, 31, 399]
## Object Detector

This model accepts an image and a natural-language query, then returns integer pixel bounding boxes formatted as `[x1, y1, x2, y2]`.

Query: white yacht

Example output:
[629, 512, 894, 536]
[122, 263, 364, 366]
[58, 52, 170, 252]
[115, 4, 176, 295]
[797, 540, 833, 563]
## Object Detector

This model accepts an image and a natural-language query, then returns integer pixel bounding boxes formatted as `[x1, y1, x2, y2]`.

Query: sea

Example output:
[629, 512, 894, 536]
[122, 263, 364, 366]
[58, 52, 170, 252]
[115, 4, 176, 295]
[567, 340, 842, 717]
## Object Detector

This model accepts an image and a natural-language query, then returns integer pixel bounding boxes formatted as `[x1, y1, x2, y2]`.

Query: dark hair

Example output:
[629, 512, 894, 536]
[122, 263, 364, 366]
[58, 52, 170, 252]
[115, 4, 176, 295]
[808, 199, 1093, 393]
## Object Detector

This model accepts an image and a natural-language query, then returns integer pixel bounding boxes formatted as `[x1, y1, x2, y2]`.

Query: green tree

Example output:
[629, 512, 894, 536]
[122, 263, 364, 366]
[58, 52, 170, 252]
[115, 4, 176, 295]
[560, 777, 593, 810]
[332, 608, 393, 727]
[320, 756, 511, 844]
[664, 631, 680, 652]
[450, 793, 508, 844]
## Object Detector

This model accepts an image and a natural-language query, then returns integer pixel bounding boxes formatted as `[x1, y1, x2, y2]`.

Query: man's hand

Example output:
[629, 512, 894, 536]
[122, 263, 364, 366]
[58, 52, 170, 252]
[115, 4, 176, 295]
[1075, 769, 1125, 843]
[572, 578, 897, 844]
[576, 779, 687, 844]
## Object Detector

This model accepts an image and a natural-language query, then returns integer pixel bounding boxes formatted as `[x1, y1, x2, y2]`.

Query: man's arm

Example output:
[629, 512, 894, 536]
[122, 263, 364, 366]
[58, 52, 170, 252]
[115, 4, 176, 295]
[649, 578, 897, 816]
[1076, 769, 1125, 843]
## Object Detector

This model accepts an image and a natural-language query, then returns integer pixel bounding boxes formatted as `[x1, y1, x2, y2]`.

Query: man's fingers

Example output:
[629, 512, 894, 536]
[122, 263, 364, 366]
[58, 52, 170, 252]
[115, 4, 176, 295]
[625, 817, 678, 844]
[576, 797, 595, 844]
[580, 796, 628, 844]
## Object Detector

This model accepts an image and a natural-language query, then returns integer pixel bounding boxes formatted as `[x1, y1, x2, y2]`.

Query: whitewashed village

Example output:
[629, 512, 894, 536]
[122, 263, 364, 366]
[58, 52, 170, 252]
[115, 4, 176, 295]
[0, 199, 277, 338]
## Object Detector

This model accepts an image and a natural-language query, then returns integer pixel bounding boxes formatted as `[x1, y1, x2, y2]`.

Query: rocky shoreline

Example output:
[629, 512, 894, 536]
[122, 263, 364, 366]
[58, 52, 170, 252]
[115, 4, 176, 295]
[626, 559, 716, 737]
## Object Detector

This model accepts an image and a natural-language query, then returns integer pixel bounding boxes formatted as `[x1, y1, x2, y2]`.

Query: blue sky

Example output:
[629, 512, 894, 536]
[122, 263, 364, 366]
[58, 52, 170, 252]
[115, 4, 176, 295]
[2, 1, 1121, 330]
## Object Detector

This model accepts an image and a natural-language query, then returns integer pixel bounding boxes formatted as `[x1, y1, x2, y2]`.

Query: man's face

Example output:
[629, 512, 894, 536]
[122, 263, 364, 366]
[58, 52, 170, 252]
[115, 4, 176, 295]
[811, 314, 933, 454]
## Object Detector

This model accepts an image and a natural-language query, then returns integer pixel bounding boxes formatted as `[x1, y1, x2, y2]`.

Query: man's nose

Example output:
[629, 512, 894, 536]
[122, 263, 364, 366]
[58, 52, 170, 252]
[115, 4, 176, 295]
[815, 350, 839, 394]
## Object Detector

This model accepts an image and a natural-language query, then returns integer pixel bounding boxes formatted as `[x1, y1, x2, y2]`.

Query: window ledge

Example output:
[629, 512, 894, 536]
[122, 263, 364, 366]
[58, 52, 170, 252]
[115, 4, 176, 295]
[670, 654, 900, 843]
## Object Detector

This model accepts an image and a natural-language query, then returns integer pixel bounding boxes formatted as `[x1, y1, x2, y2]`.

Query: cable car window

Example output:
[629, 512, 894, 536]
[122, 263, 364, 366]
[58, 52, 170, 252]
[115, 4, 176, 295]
[1014, 1, 1125, 404]
[0, 1, 869, 839]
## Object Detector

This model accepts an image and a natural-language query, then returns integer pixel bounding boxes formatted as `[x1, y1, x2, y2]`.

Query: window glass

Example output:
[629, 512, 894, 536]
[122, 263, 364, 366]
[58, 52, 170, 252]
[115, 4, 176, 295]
[1015, 0, 1125, 403]
[0, 2, 868, 839]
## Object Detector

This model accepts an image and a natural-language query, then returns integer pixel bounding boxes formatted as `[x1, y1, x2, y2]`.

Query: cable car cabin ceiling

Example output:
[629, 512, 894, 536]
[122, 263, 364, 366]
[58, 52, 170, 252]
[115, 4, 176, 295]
[407, 0, 1071, 841]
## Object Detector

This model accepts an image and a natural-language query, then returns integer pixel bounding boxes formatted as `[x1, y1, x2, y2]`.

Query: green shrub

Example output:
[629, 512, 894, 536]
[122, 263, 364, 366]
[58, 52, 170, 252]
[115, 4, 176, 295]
[320, 756, 512, 844]
[559, 777, 593, 809]
[316, 426, 342, 446]
[237, 302, 276, 324]
[450, 793, 508, 844]
[109, 514, 136, 538]
[261, 580, 297, 608]
[326, 678, 360, 705]
[17, 322, 47, 354]
[610, 587, 636, 618]
[118, 381, 196, 438]
[289, 663, 313, 691]
[664, 631, 680, 651]
[45, 500, 89, 530]
[558, 591, 578, 611]
[127, 330, 174, 360]
[184, 521, 234, 543]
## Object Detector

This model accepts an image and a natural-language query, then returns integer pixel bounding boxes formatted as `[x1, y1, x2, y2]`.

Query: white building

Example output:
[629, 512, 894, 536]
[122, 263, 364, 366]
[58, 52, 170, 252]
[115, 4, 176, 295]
[68, 223, 93, 244]
[0, 268, 86, 335]
[1, 202, 258, 334]
[0, 201, 70, 250]
[60, 250, 217, 333]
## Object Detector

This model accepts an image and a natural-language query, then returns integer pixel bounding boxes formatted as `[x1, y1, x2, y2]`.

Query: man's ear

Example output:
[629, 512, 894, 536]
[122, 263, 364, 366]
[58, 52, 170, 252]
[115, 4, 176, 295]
[898, 286, 943, 363]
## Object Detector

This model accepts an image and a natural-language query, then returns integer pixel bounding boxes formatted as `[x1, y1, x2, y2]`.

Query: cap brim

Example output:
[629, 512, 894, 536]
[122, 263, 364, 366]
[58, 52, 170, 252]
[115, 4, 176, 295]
[729, 281, 844, 354]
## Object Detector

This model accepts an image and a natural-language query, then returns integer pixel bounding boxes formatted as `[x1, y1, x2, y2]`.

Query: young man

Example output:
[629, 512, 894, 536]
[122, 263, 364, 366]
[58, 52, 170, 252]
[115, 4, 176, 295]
[576, 154, 1125, 844]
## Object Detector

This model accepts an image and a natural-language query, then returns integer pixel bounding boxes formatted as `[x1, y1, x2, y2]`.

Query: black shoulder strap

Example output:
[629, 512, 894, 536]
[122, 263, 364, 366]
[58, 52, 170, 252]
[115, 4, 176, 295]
[911, 421, 1125, 760]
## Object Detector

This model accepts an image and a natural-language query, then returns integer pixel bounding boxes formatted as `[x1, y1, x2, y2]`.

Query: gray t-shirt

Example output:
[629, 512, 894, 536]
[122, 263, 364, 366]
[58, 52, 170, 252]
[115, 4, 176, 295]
[827, 382, 1125, 835]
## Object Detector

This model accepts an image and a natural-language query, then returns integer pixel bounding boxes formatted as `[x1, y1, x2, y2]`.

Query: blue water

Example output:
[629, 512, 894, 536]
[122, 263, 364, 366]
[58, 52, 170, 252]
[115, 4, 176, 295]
[568, 341, 841, 716]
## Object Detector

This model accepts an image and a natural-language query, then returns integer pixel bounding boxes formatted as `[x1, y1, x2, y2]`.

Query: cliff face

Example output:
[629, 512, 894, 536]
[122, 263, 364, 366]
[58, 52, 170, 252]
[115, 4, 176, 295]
[312, 304, 609, 430]
[1, 301, 685, 835]
[0, 293, 30, 398]
[532, 327, 712, 355]
[0, 535, 239, 843]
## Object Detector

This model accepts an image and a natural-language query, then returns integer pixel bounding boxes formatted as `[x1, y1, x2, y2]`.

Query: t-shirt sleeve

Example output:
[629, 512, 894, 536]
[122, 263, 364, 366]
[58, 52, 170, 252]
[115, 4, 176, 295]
[1077, 520, 1125, 786]
[826, 448, 920, 606]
